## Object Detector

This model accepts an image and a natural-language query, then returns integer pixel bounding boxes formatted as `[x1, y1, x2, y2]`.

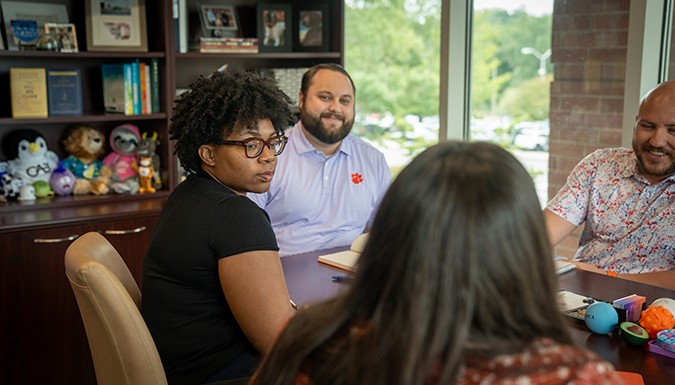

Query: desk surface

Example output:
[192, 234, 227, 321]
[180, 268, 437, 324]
[281, 249, 675, 385]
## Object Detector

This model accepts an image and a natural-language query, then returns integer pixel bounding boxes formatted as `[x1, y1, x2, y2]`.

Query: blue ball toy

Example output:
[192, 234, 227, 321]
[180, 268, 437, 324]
[584, 302, 619, 334]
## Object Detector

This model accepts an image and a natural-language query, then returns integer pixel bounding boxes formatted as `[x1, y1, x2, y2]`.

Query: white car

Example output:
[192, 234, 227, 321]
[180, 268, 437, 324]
[513, 121, 549, 151]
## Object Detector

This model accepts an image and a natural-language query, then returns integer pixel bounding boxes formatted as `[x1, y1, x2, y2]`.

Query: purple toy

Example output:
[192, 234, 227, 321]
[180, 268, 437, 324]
[49, 162, 75, 196]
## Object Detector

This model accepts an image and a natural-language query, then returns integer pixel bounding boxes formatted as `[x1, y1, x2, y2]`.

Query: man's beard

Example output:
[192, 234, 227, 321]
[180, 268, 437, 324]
[632, 138, 675, 180]
[300, 108, 354, 145]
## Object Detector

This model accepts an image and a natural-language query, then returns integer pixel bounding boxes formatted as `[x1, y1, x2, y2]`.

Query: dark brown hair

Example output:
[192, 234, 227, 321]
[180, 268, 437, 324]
[169, 69, 296, 173]
[300, 63, 356, 97]
[252, 141, 571, 385]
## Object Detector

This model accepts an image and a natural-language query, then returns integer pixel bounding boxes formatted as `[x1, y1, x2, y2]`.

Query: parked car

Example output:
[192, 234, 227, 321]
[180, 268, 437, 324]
[513, 120, 549, 151]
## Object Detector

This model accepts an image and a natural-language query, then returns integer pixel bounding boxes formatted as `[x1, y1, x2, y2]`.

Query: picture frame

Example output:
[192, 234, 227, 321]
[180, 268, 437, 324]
[198, 4, 238, 37]
[293, 3, 330, 52]
[85, 0, 148, 52]
[256, 3, 292, 53]
[0, 1, 69, 51]
[45, 22, 78, 53]
[11, 20, 39, 48]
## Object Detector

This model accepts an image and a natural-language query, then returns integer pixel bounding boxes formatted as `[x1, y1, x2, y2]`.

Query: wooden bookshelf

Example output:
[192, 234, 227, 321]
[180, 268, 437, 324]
[0, 1, 344, 384]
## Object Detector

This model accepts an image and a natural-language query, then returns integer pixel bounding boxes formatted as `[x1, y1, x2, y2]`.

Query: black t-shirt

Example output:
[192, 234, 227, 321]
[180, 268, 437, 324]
[142, 169, 278, 385]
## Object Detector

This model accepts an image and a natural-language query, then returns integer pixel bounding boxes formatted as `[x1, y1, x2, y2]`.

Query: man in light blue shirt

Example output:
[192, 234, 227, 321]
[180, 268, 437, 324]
[248, 64, 391, 256]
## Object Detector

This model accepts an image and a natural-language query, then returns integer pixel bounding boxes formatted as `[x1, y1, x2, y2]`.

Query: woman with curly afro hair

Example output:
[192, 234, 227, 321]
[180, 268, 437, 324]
[143, 70, 298, 384]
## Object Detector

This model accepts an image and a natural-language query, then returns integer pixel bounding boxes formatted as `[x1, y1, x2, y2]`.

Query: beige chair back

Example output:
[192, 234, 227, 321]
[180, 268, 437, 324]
[65, 231, 167, 385]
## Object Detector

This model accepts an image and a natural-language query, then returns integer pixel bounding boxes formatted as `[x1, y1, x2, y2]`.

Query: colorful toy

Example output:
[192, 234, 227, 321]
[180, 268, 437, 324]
[136, 157, 156, 194]
[5, 129, 59, 185]
[136, 131, 162, 190]
[651, 298, 675, 317]
[61, 125, 113, 195]
[619, 322, 649, 346]
[657, 329, 675, 352]
[33, 181, 54, 197]
[584, 302, 618, 334]
[640, 305, 675, 339]
[613, 294, 646, 323]
[103, 124, 140, 194]
[49, 162, 76, 196]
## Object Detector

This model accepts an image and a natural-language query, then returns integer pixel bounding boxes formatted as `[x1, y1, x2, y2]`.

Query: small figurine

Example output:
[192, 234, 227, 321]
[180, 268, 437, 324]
[0, 172, 25, 199]
[4, 129, 59, 185]
[136, 157, 156, 194]
[17, 184, 36, 201]
[61, 125, 113, 195]
[33, 180, 54, 198]
[103, 124, 141, 194]
[136, 131, 162, 190]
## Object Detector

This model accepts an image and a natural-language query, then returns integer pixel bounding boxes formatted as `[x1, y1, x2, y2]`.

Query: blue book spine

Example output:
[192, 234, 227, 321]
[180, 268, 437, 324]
[151, 58, 160, 113]
[46, 69, 82, 116]
[101, 64, 125, 113]
[123, 63, 133, 115]
[131, 60, 141, 115]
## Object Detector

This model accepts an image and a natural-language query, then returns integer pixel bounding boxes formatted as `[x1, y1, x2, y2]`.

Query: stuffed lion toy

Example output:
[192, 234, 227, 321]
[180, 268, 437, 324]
[61, 125, 113, 195]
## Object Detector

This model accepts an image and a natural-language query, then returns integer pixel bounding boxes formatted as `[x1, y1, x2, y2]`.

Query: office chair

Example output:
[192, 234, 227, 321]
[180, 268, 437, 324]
[65, 231, 167, 385]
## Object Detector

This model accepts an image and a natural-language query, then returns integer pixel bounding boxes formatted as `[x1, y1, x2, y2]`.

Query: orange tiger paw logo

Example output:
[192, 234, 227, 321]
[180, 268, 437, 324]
[351, 173, 363, 184]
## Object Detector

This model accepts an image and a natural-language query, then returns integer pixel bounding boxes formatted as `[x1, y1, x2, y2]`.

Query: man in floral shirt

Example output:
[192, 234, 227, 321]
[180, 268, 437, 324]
[545, 80, 675, 290]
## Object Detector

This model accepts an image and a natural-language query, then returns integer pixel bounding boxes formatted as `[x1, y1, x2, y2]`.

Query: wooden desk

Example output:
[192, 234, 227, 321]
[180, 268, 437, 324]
[281, 250, 675, 385]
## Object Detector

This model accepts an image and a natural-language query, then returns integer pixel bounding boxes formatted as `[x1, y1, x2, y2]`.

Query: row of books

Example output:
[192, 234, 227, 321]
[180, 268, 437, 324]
[102, 59, 160, 115]
[199, 37, 259, 54]
[9, 68, 82, 119]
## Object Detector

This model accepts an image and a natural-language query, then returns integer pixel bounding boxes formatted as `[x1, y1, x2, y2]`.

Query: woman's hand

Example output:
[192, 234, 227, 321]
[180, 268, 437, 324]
[219, 250, 296, 354]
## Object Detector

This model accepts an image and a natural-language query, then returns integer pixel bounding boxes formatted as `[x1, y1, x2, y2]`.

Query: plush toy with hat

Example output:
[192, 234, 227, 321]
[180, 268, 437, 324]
[4, 129, 59, 186]
[103, 123, 141, 194]
[61, 125, 113, 195]
[136, 131, 162, 190]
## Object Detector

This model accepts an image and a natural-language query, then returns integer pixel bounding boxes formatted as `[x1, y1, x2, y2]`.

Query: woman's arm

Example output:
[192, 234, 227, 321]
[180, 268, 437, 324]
[219, 250, 296, 354]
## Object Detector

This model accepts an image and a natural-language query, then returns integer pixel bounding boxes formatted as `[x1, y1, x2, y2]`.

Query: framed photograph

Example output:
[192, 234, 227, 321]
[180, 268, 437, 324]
[199, 4, 238, 37]
[0, 1, 69, 51]
[256, 3, 292, 53]
[85, 0, 148, 52]
[294, 3, 330, 52]
[45, 22, 78, 53]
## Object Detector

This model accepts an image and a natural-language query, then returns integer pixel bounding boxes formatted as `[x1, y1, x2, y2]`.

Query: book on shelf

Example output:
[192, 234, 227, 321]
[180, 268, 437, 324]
[178, 0, 188, 53]
[46, 69, 82, 116]
[317, 233, 369, 272]
[131, 60, 141, 115]
[151, 58, 160, 113]
[123, 63, 134, 115]
[140, 62, 148, 114]
[144, 62, 152, 114]
[10, 68, 48, 119]
[199, 37, 259, 53]
[101, 64, 126, 114]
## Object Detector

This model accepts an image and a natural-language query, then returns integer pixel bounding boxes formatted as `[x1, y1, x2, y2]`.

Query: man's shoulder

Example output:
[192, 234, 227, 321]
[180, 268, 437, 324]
[579, 147, 634, 168]
[345, 133, 385, 155]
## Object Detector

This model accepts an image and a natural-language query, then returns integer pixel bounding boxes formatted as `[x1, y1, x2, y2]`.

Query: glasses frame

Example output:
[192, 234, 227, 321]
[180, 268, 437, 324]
[217, 135, 288, 158]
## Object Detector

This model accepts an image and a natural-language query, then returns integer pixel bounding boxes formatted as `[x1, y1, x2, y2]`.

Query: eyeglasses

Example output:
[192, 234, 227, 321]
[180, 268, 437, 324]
[217, 135, 288, 158]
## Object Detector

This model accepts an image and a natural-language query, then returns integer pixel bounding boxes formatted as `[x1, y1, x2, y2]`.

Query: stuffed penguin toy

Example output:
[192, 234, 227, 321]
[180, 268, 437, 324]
[5, 129, 59, 185]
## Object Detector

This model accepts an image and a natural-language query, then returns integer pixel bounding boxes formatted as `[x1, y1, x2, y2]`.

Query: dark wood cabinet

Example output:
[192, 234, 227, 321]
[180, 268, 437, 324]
[0, 1, 343, 384]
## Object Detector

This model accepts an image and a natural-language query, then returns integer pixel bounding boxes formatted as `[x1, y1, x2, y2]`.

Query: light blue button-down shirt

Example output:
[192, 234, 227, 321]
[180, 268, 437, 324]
[248, 122, 391, 256]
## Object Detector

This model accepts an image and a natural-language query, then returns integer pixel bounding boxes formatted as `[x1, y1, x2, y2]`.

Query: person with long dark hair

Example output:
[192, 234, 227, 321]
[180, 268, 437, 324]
[250, 141, 625, 385]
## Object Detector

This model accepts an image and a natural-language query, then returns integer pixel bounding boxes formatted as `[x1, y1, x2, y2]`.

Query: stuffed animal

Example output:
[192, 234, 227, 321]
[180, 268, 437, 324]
[4, 129, 59, 185]
[61, 125, 113, 195]
[49, 162, 76, 196]
[136, 157, 156, 194]
[136, 131, 162, 190]
[103, 124, 140, 194]
[33, 181, 54, 198]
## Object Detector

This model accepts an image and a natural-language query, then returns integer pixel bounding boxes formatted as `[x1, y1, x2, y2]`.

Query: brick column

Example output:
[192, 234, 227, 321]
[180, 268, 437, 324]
[549, 0, 630, 258]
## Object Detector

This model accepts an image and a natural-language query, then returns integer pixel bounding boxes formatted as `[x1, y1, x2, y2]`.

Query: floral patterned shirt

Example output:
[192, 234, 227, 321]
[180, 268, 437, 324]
[458, 338, 625, 385]
[546, 148, 675, 274]
[290, 338, 624, 385]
